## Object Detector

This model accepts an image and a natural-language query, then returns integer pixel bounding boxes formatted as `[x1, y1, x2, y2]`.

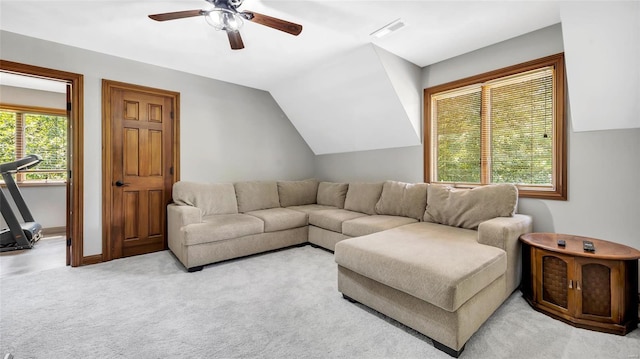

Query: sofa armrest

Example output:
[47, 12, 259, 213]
[167, 204, 202, 266]
[168, 203, 202, 227]
[477, 214, 533, 297]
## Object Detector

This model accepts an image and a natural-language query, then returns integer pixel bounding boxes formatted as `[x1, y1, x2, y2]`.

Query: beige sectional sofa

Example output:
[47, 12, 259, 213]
[167, 179, 532, 357]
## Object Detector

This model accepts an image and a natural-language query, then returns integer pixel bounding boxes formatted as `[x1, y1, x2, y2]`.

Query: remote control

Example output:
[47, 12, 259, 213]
[583, 240, 595, 252]
[557, 239, 566, 247]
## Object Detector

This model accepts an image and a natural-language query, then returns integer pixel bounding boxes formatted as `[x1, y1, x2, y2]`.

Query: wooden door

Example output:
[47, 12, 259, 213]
[103, 80, 179, 259]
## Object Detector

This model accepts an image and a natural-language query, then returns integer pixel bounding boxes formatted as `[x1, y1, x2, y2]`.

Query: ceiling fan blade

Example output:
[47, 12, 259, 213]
[227, 30, 245, 50]
[148, 10, 203, 22]
[243, 11, 302, 36]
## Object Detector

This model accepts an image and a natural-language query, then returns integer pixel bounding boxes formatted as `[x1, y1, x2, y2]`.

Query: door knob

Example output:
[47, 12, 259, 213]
[115, 180, 129, 187]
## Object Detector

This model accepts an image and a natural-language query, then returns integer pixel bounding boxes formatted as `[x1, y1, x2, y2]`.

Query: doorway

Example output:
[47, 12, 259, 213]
[102, 80, 179, 260]
[0, 60, 84, 267]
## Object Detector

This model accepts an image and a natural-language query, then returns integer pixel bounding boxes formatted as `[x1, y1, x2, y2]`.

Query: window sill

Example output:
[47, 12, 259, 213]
[518, 188, 567, 201]
[429, 182, 567, 201]
[0, 181, 67, 188]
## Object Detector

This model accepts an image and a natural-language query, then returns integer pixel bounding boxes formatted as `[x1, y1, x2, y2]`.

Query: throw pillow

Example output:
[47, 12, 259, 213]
[375, 181, 428, 221]
[423, 184, 518, 229]
[277, 179, 319, 207]
[344, 182, 384, 215]
[172, 181, 238, 216]
[316, 182, 349, 208]
[234, 181, 280, 213]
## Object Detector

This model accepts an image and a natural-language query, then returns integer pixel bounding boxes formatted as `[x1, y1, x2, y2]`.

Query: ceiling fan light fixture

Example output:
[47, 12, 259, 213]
[205, 9, 243, 31]
[370, 18, 405, 39]
[148, 0, 303, 50]
[225, 12, 242, 31]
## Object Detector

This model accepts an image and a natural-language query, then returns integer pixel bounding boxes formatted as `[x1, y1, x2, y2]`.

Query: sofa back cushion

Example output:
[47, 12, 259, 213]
[375, 181, 428, 221]
[344, 182, 384, 215]
[316, 182, 349, 208]
[234, 181, 281, 213]
[172, 181, 238, 215]
[278, 179, 319, 207]
[423, 184, 518, 229]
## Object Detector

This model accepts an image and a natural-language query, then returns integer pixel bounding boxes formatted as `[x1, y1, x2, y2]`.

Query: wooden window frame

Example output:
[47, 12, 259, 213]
[1, 104, 68, 185]
[424, 53, 566, 200]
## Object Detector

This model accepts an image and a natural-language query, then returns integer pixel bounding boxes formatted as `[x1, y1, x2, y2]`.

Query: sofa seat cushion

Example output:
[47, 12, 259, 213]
[342, 215, 418, 237]
[334, 222, 506, 312]
[286, 204, 337, 214]
[246, 208, 308, 232]
[183, 214, 264, 246]
[309, 209, 368, 233]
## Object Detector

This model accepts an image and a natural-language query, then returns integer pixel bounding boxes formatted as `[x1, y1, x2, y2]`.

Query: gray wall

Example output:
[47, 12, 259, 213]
[0, 186, 67, 230]
[0, 30, 316, 256]
[315, 24, 640, 253]
[3, 23, 639, 261]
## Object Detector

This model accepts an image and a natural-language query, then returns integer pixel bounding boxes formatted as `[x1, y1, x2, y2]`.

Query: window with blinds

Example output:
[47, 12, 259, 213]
[424, 53, 566, 200]
[0, 106, 67, 183]
[433, 87, 482, 183]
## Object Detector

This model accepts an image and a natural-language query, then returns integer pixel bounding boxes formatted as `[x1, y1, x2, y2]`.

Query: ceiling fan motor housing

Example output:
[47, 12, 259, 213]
[148, 0, 302, 50]
[209, 0, 243, 9]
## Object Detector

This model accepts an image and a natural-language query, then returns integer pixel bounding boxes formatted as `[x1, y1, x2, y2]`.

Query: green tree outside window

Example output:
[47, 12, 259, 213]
[0, 109, 67, 182]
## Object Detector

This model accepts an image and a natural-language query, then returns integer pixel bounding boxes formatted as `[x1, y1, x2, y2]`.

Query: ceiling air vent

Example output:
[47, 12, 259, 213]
[370, 18, 405, 39]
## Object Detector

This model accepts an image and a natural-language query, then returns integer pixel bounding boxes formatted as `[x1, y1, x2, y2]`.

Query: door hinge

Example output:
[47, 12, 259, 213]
[170, 111, 174, 119]
[67, 102, 72, 112]
[67, 238, 72, 247]
[170, 166, 174, 175]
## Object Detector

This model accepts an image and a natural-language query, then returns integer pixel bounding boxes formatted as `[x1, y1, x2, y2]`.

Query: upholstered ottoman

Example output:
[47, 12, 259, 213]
[335, 222, 509, 356]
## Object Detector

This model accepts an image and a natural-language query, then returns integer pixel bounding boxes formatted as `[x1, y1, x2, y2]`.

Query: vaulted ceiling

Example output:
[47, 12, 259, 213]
[0, 1, 561, 91]
[1, 1, 568, 154]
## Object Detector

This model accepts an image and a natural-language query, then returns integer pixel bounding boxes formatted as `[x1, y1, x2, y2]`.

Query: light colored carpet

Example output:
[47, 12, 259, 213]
[0, 245, 638, 358]
[0, 236, 66, 278]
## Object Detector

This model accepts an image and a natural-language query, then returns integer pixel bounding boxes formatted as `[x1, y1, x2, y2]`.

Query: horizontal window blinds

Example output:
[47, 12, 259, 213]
[431, 66, 554, 187]
[488, 68, 553, 185]
[24, 113, 67, 181]
[434, 88, 481, 183]
[0, 109, 67, 182]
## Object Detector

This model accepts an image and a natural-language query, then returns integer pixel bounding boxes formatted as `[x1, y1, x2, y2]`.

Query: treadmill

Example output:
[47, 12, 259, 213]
[0, 154, 44, 252]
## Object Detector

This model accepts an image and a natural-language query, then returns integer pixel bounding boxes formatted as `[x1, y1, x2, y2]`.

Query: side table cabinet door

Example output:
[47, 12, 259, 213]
[535, 250, 574, 316]
[574, 258, 621, 324]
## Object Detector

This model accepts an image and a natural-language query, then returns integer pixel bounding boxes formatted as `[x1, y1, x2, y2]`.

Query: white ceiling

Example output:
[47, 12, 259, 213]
[0, 0, 562, 92]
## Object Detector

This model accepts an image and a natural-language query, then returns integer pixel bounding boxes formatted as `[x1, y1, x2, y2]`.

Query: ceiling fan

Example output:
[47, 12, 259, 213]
[148, 0, 303, 50]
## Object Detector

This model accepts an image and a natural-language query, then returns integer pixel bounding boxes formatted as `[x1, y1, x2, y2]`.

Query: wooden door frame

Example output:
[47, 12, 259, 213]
[0, 59, 84, 267]
[101, 79, 180, 261]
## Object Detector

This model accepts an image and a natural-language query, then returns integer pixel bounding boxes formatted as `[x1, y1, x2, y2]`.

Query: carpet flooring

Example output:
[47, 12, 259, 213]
[1, 245, 638, 358]
[0, 236, 66, 278]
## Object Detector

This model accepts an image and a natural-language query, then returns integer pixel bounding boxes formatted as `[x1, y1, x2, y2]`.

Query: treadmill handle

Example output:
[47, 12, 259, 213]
[115, 180, 129, 187]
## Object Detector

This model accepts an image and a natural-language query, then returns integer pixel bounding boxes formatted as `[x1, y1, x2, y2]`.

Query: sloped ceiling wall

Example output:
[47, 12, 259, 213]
[560, 1, 640, 131]
[270, 44, 421, 155]
[274, 2, 640, 155]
